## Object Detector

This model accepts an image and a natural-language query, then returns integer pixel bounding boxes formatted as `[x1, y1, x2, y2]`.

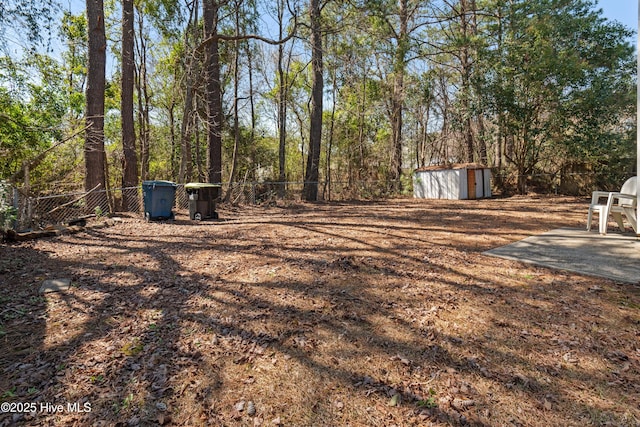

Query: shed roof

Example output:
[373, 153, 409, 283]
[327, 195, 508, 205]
[415, 163, 488, 172]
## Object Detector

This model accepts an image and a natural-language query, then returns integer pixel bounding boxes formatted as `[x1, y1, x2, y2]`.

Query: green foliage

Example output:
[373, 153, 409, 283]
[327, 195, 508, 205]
[121, 339, 143, 356]
[222, 125, 280, 182]
[0, 0, 59, 49]
[472, 0, 635, 191]
[1, 387, 16, 399]
[0, 52, 81, 194]
[0, 58, 63, 179]
[417, 387, 437, 408]
[0, 0, 634, 198]
[59, 12, 87, 118]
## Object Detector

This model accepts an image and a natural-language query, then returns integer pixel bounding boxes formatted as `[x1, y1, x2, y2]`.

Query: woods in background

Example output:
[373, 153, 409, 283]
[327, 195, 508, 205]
[0, 0, 636, 200]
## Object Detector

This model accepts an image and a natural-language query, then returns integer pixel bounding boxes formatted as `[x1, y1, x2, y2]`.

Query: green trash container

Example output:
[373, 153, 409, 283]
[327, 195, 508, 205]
[185, 183, 221, 220]
[142, 180, 177, 221]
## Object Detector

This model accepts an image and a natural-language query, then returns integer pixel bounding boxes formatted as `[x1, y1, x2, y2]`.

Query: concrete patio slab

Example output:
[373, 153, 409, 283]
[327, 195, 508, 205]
[484, 228, 640, 284]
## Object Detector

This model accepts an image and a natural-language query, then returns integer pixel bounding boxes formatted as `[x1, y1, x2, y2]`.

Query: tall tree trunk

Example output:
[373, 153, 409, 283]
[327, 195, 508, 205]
[247, 40, 256, 182]
[439, 73, 451, 162]
[85, 0, 107, 208]
[324, 58, 337, 201]
[358, 57, 367, 181]
[277, 45, 287, 196]
[302, 0, 323, 201]
[495, 4, 505, 180]
[135, 10, 150, 181]
[470, 0, 487, 165]
[178, 82, 194, 183]
[179, 0, 199, 183]
[391, 0, 408, 191]
[277, 0, 289, 198]
[225, 0, 241, 202]
[121, 0, 138, 208]
[459, 0, 474, 163]
[168, 101, 177, 180]
[195, 113, 205, 181]
[477, 113, 488, 164]
[203, 0, 223, 189]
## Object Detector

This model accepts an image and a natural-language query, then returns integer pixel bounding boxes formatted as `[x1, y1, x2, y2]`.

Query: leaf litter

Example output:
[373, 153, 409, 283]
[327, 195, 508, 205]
[0, 196, 638, 426]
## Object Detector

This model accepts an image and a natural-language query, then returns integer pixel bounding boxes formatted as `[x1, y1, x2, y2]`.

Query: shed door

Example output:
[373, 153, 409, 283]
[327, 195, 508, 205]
[466, 169, 476, 199]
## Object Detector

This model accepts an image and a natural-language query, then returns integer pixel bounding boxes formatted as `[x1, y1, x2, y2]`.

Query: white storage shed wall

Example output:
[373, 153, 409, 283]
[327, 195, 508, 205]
[413, 168, 491, 200]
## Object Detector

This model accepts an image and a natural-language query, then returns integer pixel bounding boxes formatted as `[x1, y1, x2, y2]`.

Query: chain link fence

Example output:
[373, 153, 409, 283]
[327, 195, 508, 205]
[224, 180, 402, 205]
[3, 180, 405, 231]
[1, 170, 605, 232]
[0, 181, 18, 231]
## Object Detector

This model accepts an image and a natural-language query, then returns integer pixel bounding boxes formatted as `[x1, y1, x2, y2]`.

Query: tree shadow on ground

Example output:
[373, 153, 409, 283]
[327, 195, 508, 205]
[0, 197, 637, 426]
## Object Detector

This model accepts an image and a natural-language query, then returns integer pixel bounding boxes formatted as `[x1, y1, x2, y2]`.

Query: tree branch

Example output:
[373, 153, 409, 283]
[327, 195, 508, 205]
[195, 2, 298, 53]
[7, 125, 91, 184]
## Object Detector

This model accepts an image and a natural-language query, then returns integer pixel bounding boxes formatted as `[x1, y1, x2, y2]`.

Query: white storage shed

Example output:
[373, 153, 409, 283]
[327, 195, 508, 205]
[413, 164, 491, 200]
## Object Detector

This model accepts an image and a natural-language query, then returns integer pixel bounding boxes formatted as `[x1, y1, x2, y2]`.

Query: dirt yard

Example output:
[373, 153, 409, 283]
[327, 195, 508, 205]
[0, 196, 638, 426]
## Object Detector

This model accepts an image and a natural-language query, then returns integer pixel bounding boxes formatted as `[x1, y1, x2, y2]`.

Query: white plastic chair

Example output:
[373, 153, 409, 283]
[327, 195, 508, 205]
[587, 177, 637, 235]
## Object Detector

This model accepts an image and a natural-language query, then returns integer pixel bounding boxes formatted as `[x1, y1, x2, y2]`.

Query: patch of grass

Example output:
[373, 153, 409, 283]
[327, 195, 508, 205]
[113, 393, 135, 414]
[1, 307, 26, 320]
[29, 296, 46, 305]
[2, 387, 16, 398]
[618, 297, 640, 310]
[123, 393, 134, 408]
[90, 374, 105, 384]
[417, 388, 437, 408]
[121, 339, 143, 356]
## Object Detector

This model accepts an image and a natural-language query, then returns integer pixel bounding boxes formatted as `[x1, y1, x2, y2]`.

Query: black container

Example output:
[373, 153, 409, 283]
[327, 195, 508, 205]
[185, 183, 221, 220]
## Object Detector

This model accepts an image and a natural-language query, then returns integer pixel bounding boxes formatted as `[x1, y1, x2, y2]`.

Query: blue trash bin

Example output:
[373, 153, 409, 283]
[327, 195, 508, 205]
[142, 180, 177, 221]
